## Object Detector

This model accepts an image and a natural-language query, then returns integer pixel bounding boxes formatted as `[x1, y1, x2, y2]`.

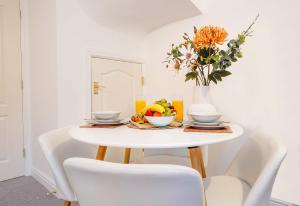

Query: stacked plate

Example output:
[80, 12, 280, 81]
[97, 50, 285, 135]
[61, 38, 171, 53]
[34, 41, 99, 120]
[187, 112, 225, 130]
[89, 111, 123, 125]
[185, 120, 225, 130]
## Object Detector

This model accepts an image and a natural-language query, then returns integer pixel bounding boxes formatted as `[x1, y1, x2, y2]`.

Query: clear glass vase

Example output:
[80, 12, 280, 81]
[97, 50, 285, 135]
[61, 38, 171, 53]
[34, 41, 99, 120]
[188, 86, 216, 114]
[192, 86, 210, 104]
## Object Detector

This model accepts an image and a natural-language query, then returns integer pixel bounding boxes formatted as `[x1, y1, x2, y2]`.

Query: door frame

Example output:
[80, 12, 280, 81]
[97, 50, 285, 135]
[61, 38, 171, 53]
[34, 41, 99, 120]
[84, 49, 144, 119]
[20, 0, 31, 176]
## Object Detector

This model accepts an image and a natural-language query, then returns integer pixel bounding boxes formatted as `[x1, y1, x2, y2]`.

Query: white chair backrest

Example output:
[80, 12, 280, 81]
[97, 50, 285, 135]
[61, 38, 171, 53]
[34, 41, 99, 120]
[38, 127, 97, 201]
[64, 157, 205, 206]
[226, 136, 287, 206]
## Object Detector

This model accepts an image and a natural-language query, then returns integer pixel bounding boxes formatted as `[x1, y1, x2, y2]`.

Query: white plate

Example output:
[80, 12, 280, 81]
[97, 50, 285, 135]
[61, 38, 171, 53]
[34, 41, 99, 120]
[92, 111, 121, 120]
[92, 122, 123, 125]
[192, 121, 221, 126]
[185, 122, 225, 130]
[85, 119, 127, 125]
[94, 119, 121, 123]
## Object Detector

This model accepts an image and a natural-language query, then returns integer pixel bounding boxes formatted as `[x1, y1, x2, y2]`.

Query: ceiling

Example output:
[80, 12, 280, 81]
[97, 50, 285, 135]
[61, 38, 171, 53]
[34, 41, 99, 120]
[78, 0, 202, 35]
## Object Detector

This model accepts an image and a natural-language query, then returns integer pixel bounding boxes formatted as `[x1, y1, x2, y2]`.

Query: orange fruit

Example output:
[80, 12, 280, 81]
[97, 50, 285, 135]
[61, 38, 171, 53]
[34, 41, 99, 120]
[153, 112, 162, 117]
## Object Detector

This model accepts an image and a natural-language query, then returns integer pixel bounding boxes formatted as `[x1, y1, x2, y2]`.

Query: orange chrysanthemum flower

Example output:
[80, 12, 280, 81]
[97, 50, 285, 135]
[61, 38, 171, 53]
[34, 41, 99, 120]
[193, 26, 228, 48]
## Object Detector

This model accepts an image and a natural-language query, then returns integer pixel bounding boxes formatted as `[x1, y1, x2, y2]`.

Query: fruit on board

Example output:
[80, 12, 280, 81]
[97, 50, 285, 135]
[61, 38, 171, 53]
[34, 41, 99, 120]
[131, 113, 148, 124]
[145, 109, 153, 116]
[147, 104, 165, 113]
[153, 112, 162, 116]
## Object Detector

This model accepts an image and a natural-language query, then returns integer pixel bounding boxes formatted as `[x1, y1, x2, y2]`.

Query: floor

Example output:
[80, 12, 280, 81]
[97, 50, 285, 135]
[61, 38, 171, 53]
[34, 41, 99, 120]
[0, 176, 79, 206]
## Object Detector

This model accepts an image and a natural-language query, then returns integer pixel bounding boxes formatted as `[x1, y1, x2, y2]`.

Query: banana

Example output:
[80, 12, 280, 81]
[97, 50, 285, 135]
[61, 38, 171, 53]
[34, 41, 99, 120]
[140, 107, 147, 115]
[148, 104, 165, 113]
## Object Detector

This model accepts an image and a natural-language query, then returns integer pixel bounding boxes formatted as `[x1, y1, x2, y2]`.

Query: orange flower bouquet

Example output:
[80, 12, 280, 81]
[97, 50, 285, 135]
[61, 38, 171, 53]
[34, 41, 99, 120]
[165, 16, 258, 86]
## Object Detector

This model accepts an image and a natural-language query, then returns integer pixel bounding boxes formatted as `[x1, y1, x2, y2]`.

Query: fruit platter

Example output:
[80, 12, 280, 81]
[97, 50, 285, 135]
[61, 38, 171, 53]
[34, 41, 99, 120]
[130, 99, 182, 129]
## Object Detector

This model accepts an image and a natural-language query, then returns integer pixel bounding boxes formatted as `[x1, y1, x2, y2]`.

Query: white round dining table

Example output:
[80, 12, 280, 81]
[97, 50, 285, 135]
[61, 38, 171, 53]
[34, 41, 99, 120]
[69, 123, 243, 178]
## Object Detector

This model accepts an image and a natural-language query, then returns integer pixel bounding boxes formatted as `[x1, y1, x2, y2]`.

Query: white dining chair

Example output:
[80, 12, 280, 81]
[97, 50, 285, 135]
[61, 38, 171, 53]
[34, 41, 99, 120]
[63, 157, 205, 206]
[38, 127, 98, 206]
[204, 136, 287, 206]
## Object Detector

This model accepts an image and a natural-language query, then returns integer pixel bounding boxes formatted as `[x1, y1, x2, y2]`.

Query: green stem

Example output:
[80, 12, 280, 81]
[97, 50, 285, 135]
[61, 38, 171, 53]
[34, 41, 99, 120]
[207, 64, 211, 85]
[199, 65, 207, 86]
[207, 46, 212, 86]
[195, 77, 200, 86]
[197, 67, 204, 85]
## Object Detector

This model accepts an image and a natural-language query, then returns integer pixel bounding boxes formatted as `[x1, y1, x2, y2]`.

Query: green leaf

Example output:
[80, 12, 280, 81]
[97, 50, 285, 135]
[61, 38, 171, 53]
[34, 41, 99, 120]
[215, 73, 222, 81]
[220, 50, 226, 56]
[219, 70, 232, 77]
[231, 57, 238, 62]
[212, 63, 219, 70]
[171, 47, 183, 58]
[237, 51, 243, 58]
[238, 34, 246, 44]
[209, 76, 218, 84]
[185, 71, 198, 82]
[230, 48, 238, 54]
[211, 55, 220, 62]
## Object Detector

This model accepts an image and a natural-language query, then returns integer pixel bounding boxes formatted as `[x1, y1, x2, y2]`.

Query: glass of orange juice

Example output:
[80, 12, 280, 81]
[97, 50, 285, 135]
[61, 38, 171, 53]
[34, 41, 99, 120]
[135, 95, 146, 114]
[172, 95, 183, 122]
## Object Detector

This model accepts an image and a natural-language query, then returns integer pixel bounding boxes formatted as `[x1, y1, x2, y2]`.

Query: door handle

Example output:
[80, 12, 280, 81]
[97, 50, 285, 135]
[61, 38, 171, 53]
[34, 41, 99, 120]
[93, 81, 105, 95]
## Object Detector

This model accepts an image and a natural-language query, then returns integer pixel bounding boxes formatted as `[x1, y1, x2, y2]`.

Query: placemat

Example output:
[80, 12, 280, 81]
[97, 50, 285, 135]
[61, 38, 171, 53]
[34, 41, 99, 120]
[184, 126, 232, 133]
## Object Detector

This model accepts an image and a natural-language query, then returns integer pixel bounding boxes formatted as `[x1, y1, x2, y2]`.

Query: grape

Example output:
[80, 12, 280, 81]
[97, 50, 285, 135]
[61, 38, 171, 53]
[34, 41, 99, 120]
[161, 103, 169, 108]
[161, 98, 167, 103]
[153, 99, 175, 116]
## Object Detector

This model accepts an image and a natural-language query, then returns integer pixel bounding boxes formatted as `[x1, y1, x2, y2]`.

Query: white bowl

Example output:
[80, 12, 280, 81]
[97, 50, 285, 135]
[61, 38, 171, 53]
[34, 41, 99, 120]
[188, 103, 217, 115]
[92, 111, 121, 120]
[145, 116, 175, 127]
[190, 113, 221, 123]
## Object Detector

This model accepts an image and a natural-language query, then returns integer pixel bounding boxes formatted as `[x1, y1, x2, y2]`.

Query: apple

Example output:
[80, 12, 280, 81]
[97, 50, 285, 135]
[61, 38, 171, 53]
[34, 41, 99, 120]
[145, 109, 153, 116]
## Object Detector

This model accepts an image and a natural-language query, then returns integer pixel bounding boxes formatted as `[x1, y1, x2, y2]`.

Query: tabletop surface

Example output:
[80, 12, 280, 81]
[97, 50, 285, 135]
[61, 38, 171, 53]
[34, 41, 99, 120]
[69, 124, 243, 149]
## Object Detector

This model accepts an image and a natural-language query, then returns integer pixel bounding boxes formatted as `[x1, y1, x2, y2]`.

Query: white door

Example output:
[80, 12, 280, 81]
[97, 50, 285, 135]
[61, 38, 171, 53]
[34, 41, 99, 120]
[91, 58, 143, 163]
[91, 58, 143, 119]
[0, 0, 24, 181]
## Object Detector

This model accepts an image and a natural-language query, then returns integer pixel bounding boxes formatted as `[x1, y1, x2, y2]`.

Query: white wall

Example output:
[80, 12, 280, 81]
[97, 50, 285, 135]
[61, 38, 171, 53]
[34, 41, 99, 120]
[56, 0, 144, 127]
[27, 0, 58, 183]
[28, 0, 144, 183]
[142, 0, 300, 204]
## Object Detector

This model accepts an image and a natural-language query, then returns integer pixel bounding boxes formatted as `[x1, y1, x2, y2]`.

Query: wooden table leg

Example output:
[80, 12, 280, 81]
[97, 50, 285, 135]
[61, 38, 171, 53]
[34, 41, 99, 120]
[96, 146, 107, 160]
[123, 148, 131, 164]
[64, 200, 71, 206]
[188, 146, 207, 178]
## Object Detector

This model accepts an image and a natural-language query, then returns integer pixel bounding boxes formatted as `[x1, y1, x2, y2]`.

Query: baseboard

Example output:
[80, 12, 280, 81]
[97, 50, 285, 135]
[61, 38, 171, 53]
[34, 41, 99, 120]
[270, 198, 299, 206]
[31, 167, 60, 198]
